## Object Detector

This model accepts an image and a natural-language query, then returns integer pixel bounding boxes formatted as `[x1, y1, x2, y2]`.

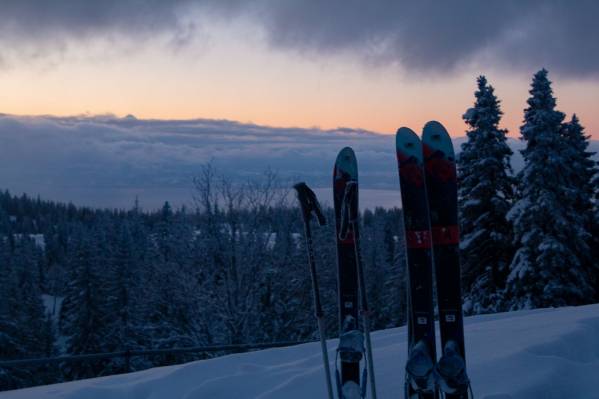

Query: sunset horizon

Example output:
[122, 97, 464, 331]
[1, 3, 599, 398]
[1, 3, 598, 139]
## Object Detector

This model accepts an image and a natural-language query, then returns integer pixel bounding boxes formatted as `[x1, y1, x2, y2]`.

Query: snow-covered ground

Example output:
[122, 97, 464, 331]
[3, 304, 599, 399]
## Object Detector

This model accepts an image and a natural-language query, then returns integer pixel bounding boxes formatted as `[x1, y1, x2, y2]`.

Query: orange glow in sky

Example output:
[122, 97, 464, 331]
[0, 21, 597, 139]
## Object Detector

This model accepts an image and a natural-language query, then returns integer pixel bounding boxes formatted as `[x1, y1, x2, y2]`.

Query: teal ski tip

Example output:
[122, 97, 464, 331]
[395, 127, 423, 162]
[422, 121, 455, 158]
[335, 146, 358, 179]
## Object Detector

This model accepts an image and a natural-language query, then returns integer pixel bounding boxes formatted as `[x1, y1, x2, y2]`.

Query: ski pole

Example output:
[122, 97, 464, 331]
[341, 181, 378, 399]
[293, 182, 334, 399]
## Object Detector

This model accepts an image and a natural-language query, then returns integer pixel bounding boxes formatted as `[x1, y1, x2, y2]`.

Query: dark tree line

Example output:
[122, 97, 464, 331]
[0, 173, 406, 390]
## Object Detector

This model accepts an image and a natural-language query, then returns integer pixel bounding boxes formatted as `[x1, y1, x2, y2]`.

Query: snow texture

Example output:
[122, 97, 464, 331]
[3, 304, 599, 399]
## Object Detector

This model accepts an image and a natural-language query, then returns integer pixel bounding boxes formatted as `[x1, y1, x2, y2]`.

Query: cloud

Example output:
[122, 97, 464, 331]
[0, 1, 598, 77]
[0, 1, 197, 64]
[0, 1, 188, 40]
[0, 114, 396, 206]
[233, 0, 599, 77]
[1, 114, 597, 209]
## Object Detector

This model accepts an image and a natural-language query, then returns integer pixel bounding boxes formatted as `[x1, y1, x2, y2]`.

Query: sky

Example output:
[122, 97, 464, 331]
[0, 1, 598, 208]
[0, 1, 598, 138]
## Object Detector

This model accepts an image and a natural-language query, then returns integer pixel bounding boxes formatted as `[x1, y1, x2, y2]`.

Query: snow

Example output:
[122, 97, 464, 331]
[12, 234, 46, 251]
[41, 294, 67, 353]
[461, 198, 481, 208]
[41, 295, 64, 320]
[2, 304, 599, 399]
[459, 228, 486, 251]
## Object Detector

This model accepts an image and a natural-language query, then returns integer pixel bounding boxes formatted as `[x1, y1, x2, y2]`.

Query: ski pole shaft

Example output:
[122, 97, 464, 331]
[362, 315, 376, 399]
[352, 224, 377, 399]
[316, 316, 334, 399]
[302, 219, 334, 399]
[304, 223, 325, 318]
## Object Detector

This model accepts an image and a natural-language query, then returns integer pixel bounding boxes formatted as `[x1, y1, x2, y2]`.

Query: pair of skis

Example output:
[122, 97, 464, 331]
[294, 147, 377, 399]
[397, 121, 471, 399]
[294, 121, 470, 399]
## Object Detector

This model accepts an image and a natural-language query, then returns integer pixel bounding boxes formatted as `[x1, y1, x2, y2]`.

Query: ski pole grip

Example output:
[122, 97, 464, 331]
[293, 182, 326, 226]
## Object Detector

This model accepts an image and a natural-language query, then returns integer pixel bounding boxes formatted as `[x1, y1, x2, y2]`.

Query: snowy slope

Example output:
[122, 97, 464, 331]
[3, 304, 599, 399]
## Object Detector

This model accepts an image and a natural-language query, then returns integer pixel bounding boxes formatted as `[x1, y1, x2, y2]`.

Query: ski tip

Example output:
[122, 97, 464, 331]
[422, 121, 454, 157]
[395, 127, 423, 162]
[396, 126, 419, 138]
[422, 120, 449, 137]
[334, 147, 358, 179]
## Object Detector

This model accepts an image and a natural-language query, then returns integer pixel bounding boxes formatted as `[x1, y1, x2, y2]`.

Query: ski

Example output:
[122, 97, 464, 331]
[293, 182, 335, 399]
[395, 128, 439, 399]
[339, 180, 378, 399]
[333, 147, 367, 399]
[422, 121, 471, 398]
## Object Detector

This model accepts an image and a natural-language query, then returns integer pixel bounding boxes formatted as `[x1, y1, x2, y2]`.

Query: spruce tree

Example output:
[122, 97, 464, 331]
[561, 115, 598, 296]
[144, 205, 199, 365]
[458, 75, 514, 314]
[561, 115, 597, 217]
[103, 221, 150, 373]
[506, 69, 594, 309]
[60, 226, 111, 378]
[593, 171, 599, 301]
[0, 233, 19, 358]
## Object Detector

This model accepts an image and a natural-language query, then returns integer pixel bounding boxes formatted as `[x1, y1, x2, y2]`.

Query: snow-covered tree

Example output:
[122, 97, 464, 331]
[102, 221, 151, 373]
[0, 237, 55, 388]
[592, 171, 599, 301]
[458, 75, 514, 314]
[506, 69, 594, 309]
[60, 226, 111, 378]
[144, 204, 201, 366]
[561, 115, 597, 217]
[253, 207, 312, 342]
[361, 207, 406, 328]
[561, 115, 598, 296]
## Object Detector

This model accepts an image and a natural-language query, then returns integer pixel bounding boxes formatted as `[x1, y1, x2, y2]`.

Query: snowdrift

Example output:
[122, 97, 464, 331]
[3, 304, 599, 399]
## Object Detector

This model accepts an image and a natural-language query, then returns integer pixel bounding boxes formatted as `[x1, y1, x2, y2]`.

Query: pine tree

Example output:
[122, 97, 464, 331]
[459, 75, 514, 314]
[0, 237, 54, 388]
[593, 171, 599, 301]
[561, 115, 598, 296]
[12, 240, 51, 357]
[0, 235, 22, 363]
[254, 207, 311, 342]
[103, 221, 150, 373]
[506, 69, 594, 309]
[561, 115, 597, 216]
[361, 207, 405, 328]
[59, 226, 111, 379]
[144, 205, 199, 366]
